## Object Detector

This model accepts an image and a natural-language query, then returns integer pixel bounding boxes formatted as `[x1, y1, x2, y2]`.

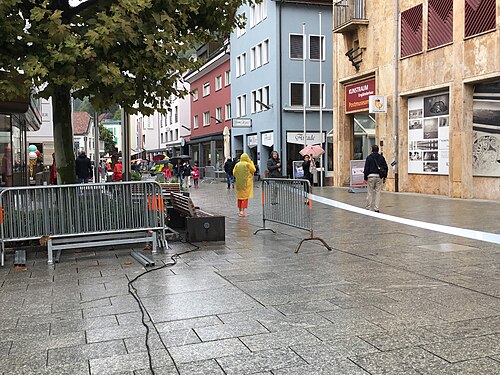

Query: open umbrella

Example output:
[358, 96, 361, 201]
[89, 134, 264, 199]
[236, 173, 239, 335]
[223, 126, 230, 160]
[155, 159, 171, 165]
[169, 155, 191, 163]
[299, 145, 325, 158]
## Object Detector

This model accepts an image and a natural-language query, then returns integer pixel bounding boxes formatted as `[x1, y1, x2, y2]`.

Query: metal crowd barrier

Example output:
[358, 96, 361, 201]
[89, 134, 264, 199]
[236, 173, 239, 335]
[203, 166, 216, 183]
[0, 181, 166, 266]
[254, 178, 332, 253]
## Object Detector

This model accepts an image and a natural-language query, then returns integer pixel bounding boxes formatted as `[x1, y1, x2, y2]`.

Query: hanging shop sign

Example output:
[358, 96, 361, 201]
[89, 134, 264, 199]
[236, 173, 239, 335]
[408, 92, 449, 175]
[261, 132, 274, 147]
[287, 132, 325, 145]
[247, 134, 258, 148]
[345, 78, 376, 113]
[368, 95, 387, 113]
[232, 118, 252, 128]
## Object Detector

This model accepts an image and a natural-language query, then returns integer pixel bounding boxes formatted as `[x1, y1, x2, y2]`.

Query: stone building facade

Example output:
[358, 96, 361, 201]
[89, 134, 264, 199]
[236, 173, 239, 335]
[333, 0, 500, 199]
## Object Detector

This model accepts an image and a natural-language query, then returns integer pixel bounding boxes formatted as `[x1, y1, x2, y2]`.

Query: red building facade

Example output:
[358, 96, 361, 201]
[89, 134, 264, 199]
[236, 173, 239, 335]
[186, 49, 231, 169]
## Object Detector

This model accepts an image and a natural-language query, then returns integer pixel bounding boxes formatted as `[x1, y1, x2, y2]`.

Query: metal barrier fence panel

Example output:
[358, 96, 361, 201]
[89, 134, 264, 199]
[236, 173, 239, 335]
[204, 166, 216, 183]
[0, 181, 166, 265]
[255, 178, 332, 253]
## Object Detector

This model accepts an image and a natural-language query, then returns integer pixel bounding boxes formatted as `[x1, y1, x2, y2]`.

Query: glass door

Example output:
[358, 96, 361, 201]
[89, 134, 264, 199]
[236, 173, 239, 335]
[353, 113, 376, 160]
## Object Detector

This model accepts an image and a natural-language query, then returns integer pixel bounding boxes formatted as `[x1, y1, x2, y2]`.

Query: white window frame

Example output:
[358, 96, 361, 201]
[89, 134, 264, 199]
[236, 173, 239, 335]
[250, 0, 267, 28]
[237, 95, 247, 117]
[309, 83, 325, 108]
[236, 12, 246, 38]
[202, 82, 210, 97]
[216, 107, 222, 122]
[236, 54, 246, 77]
[203, 111, 210, 126]
[262, 39, 269, 65]
[250, 47, 256, 71]
[225, 103, 232, 120]
[193, 115, 199, 129]
[251, 90, 256, 113]
[289, 34, 304, 60]
[215, 75, 222, 91]
[309, 34, 325, 61]
[224, 70, 231, 86]
[192, 88, 199, 101]
[290, 82, 304, 107]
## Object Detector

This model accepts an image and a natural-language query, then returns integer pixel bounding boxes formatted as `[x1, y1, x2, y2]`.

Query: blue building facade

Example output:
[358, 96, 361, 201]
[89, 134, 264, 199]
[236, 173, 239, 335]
[230, 0, 333, 180]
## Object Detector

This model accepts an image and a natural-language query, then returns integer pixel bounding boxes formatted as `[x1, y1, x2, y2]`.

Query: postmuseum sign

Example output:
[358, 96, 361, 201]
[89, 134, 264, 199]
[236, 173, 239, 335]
[345, 78, 376, 113]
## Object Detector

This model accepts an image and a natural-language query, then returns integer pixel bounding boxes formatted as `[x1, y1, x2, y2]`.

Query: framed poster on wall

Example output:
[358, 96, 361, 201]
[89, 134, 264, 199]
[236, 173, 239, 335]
[408, 93, 450, 174]
[472, 81, 500, 177]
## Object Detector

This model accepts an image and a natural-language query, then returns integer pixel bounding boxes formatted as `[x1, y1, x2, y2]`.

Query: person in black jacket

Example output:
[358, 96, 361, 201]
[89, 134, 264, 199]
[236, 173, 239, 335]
[224, 157, 235, 189]
[267, 151, 281, 178]
[75, 151, 92, 183]
[363, 145, 388, 212]
[302, 155, 313, 185]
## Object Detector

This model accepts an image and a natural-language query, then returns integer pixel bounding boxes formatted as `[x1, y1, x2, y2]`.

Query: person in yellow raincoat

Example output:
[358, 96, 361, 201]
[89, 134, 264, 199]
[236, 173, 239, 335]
[233, 153, 256, 217]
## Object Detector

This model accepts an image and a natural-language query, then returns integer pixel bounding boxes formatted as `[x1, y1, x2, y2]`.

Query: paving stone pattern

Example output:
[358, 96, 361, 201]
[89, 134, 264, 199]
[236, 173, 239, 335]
[1, 184, 500, 374]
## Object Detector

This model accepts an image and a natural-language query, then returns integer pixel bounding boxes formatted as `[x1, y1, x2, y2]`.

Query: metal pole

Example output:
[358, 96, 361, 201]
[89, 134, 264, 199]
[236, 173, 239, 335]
[319, 12, 323, 187]
[93, 111, 99, 183]
[393, 0, 399, 191]
[302, 23, 307, 148]
[122, 109, 131, 181]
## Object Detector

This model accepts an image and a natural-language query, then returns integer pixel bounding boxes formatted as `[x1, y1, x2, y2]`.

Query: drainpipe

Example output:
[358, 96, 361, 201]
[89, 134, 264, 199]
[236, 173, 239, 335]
[393, 0, 399, 191]
[278, 0, 283, 167]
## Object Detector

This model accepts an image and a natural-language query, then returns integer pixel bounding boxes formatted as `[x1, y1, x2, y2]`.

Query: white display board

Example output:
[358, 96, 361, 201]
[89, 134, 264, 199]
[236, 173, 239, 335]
[408, 93, 449, 175]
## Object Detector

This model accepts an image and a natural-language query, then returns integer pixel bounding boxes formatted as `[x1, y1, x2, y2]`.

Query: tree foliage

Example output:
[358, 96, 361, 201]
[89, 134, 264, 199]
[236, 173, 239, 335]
[99, 123, 116, 155]
[0, 0, 247, 112]
[0, 0, 249, 183]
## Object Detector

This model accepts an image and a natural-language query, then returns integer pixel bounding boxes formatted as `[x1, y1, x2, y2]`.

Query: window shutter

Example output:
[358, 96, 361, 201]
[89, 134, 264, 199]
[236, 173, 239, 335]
[400, 4, 423, 58]
[428, 0, 453, 49]
[290, 35, 303, 59]
[290, 83, 304, 106]
[310, 84, 321, 107]
[310, 36, 321, 60]
[465, 0, 496, 38]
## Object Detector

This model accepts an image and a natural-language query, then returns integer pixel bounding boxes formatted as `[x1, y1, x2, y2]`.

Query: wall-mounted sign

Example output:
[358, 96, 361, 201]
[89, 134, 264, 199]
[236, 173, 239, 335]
[368, 95, 387, 113]
[247, 134, 258, 148]
[345, 78, 376, 113]
[261, 132, 274, 147]
[287, 132, 325, 146]
[232, 118, 252, 128]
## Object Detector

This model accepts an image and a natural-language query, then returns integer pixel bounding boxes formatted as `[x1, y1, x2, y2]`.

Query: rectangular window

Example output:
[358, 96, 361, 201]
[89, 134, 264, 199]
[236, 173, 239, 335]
[224, 70, 231, 86]
[236, 12, 246, 37]
[192, 89, 199, 101]
[203, 82, 210, 96]
[251, 91, 256, 113]
[290, 34, 304, 59]
[262, 39, 269, 65]
[263, 86, 270, 109]
[174, 129, 178, 140]
[428, 0, 453, 49]
[237, 95, 247, 117]
[174, 106, 178, 123]
[309, 83, 325, 108]
[290, 83, 304, 107]
[250, 0, 267, 27]
[400, 4, 423, 58]
[236, 54, 246, 77]
[309, 35, 325, 60]
[465, 0, 496, 38]
[203, 111, 210, 126]
[160, 133, 164, 143]
[216, 107, 222, 122]
[251, 47, 256, 70]
[225, 103, 231, 120]
[193, 115, 199, 129]
[215, 76, 222, 91]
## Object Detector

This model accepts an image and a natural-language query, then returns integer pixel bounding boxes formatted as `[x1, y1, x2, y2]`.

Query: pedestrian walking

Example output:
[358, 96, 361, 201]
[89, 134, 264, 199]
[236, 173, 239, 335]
[183, 160, 193, 188]
[363, 145, 388, 212]
[233, 153, 256, 217]
[49, 152, 57, 185]
[224, 157, 235, 189]
[267, 151, 282, 178]
[191, 165, 200, 188]
[175, 160, 184, 185]
[112, 159, 123, 181]
[302, 155, 313, 186]
[75, 151, 92, 183]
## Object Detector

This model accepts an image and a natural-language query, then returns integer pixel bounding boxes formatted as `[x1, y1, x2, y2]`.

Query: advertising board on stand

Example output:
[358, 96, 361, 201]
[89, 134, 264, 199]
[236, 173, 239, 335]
[349, 160, 367, 193]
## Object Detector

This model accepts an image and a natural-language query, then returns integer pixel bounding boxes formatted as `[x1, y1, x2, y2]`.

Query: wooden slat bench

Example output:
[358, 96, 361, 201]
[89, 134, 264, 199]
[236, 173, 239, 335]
[170, 193, 225, 242]
[160, 183, 182, 206]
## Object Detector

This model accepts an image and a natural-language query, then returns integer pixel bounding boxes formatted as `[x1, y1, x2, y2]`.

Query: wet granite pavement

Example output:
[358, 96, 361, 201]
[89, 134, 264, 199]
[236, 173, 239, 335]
[1, 182, 500, 374]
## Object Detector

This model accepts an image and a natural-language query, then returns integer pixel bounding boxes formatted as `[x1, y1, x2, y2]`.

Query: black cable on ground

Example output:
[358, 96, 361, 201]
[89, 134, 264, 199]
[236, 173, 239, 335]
[127, 237, 201, 375]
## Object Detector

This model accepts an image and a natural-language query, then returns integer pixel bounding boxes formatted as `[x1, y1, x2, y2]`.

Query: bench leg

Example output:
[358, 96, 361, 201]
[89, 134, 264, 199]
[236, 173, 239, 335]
[47, 239, 54, 265]
[1, 242, 4, 267]
[152, 231, 157, 254]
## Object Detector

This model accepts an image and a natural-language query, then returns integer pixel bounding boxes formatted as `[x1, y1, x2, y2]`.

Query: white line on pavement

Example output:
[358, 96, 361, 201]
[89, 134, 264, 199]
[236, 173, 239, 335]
[308, 193, 500, 245]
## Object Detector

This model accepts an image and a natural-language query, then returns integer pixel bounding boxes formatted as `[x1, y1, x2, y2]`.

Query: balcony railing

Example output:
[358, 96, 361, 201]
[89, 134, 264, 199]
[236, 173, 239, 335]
[334, 0, 367, 32]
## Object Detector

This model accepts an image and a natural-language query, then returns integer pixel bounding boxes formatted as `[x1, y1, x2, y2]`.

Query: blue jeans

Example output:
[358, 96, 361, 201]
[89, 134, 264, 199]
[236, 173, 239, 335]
[77, 177, 89, 184]
[226, 173, 234, 188]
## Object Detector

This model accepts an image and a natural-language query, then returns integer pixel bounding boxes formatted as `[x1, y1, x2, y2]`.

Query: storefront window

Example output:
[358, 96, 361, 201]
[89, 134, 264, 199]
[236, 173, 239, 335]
[353, 113, 375, 160]
[11, 116, 28, 186]
[0, 114, 12, 187]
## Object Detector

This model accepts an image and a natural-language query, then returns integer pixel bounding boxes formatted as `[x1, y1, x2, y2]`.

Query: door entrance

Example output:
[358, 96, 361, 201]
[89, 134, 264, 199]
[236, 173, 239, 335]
[353, 113, 376, 160]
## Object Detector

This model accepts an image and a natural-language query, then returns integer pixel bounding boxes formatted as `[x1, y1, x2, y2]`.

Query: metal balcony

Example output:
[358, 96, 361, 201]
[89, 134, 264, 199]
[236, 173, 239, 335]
[333, 0, 368, 33]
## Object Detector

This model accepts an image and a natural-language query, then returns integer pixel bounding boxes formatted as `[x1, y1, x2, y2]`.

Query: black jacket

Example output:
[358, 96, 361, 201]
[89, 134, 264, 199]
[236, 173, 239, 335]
[224, 159, 234, 175]
[75, 154, 92, 179]
[267, 157, 281, 178]
[363, 152, 388, 180]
